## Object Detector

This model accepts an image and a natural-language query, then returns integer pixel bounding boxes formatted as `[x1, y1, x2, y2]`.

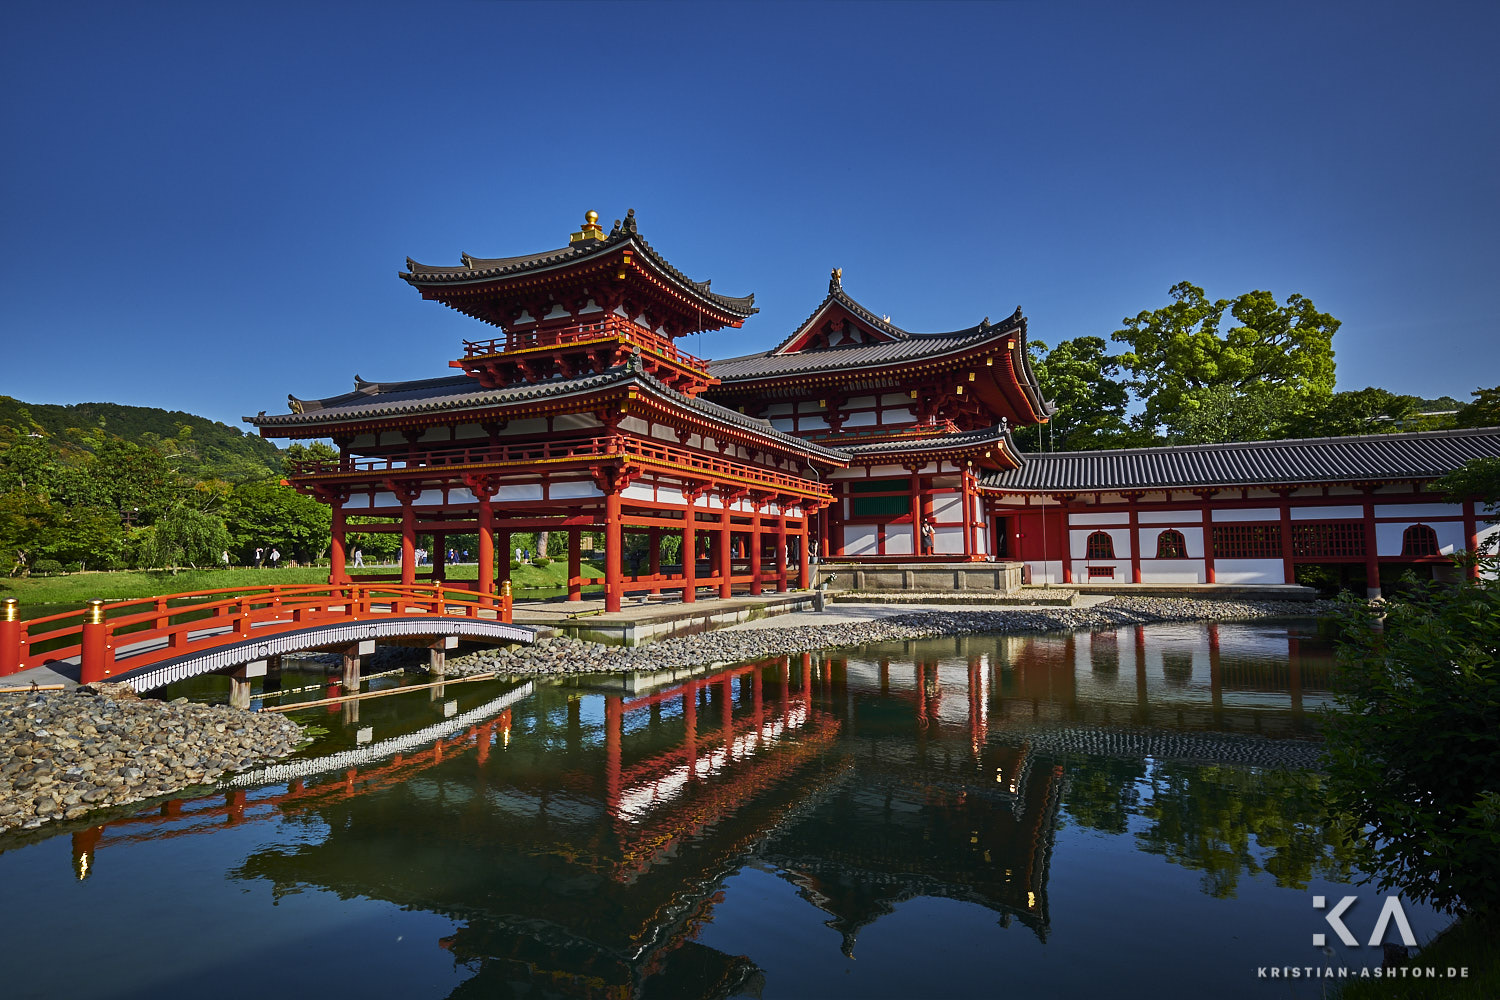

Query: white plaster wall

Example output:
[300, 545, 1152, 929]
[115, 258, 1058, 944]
[1072, 559, 1129, 581]
[1069, 511, 1130, 526]
[1374, 503, 1465, 519]
[1213, 558, 1283, 583]
[795, 400, 826, 414]
[448, 488, 477, 505]
[934, 526, 965, 554]
[932, 494, 963, 520]
[885, 525, 914, 554]
[1291, 505, 1362, 520]
[542, 482, 591, 500]
[1139, 560, 1206, 584]
[974, 523, 987, 554]
[553, 413, 601, 431]
[418, 426, 451, 443]
[848, 395, 876, 408]
[371, 491, 399, 509]
[621, 483, 655, 502]
[1139, 509, 1202, 524]
[766, 403, 793, 416]
[865, 464, 910, 477]
[880, 393, 908, 406]
[342, 494, 371, 510]
[1376, 520, 1464, 556]
[844, 411, 878, 427]
[1025, 560, 1065, 585]
[1212, 508, 1280, 522]
[350, 434, 377, 449]
[452, 423, 486, 441]
[845, 525, 879, 556]
[657, 486, 685, 506]
[504, 419, 548, 436]
[800, 415, 831, 431]
[883, 407, 915, 422]
[1071, 527, 1131, 558]
[771, 419, 794, 431]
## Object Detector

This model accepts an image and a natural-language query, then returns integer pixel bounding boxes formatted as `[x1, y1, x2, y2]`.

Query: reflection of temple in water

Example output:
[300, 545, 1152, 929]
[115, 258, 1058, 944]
[58, 623, 1328, 997]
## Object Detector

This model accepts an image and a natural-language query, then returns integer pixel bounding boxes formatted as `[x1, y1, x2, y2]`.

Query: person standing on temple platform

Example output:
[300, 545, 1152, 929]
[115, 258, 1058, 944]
[922, 521, 935, 555]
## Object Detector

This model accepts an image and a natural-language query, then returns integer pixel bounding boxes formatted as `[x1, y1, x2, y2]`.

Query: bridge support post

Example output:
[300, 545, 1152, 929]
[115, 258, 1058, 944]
[429, 636, 456, 677]
[1, 598, 20, 677]
[342, 639, 374, 690]
[230, 660, 267, 711]
[264, 654, 282, 692]
[80, 600, 110, 685]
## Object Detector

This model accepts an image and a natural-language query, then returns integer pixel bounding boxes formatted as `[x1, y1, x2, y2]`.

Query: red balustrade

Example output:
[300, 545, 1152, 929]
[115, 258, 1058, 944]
[0, 583, 513, 681]
[461, 316, 710, 371]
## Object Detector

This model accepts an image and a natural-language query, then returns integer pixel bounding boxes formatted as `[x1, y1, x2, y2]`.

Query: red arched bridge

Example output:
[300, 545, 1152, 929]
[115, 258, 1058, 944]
[0, 583, 532, 697]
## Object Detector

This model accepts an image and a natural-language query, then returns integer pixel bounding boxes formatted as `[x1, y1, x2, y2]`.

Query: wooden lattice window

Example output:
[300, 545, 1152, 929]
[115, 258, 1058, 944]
[1087, 565, 1115, 579]
[1402, 524, 1440, 557]
[1291, 522, 1366, 558]
[1211, 524, 1281, 559]
[1155, 529, 1187, 559]
[1085, 531, 1115, 559]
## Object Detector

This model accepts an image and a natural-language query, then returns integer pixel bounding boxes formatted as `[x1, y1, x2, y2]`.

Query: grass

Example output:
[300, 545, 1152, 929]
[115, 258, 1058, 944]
[0, 561, 604, 619]
[1339, 914, 1498, 998]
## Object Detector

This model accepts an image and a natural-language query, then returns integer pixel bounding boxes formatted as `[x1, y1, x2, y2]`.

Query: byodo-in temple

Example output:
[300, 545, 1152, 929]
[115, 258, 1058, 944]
[250, 210, 1500, 604]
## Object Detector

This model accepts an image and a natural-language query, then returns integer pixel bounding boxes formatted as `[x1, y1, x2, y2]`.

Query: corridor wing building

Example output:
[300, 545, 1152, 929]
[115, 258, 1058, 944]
[249, 211, 1500, 605]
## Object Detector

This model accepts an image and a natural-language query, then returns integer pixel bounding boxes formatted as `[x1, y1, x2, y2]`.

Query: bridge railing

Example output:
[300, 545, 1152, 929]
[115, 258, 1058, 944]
[0, 583, 513, 682]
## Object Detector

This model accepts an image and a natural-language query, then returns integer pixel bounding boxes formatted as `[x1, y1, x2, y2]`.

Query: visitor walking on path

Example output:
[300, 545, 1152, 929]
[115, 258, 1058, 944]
[353, 548, 364, 568]
[269, 548, 280, 568]
[221, 550, 229, 568]
[255, 547, 264, 568]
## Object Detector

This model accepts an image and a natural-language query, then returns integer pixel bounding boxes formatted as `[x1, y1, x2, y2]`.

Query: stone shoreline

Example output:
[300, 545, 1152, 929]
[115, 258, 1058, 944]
[0, 684, 303, 833]
[441, 595, 1338, 678]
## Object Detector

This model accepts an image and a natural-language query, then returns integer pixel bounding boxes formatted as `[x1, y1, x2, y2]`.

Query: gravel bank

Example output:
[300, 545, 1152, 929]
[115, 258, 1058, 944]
[442, 595, 1336, 679]
[0, 684, 303, 833]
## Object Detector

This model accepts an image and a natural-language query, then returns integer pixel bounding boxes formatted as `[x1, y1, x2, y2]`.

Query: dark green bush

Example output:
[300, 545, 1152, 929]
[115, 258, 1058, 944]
[32, 558, 65, 575]
[533, 556, 552, 568]
[1323, 565, 1500, 917]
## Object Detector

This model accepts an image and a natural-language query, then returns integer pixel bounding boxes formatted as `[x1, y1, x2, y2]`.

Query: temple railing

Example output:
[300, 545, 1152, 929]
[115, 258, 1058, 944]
[461, 316, 710, 371]
[289, 436, 832, 500]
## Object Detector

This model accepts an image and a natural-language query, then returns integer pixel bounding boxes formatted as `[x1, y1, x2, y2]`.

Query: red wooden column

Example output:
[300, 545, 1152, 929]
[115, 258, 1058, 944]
[1362, 490, 1381, 598]
[718, 492, 732, 599]
[798, 514, 811, 588]
[775, 511, 789, 592]
[1055, 495, 1073, 584]
[604, 489, 624, 613]
[567, 529, 582, 602]
[1278, 490, 1296, 585]
[1463, 498, 1479, 580]
[961, 471, 976, 558]
[604, 696, 622, 817]
[1126, 495, 1142, 584]
[1198, 491, 1216, 584]
[329, 501, 348, 585]
[682, 488, 699, 604]
[476, 488, 495, 599]
[749, 502, 763, 596]
[400, 499, 417, 586]
[683, 683, 698, 781]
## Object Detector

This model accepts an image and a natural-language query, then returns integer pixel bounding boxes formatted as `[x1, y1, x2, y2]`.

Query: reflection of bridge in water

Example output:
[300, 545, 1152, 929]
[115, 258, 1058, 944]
[47, 621, 1330, 999]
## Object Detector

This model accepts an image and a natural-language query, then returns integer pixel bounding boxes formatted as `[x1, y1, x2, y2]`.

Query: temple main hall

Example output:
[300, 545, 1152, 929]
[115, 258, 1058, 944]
[250, 210, 1500, 605]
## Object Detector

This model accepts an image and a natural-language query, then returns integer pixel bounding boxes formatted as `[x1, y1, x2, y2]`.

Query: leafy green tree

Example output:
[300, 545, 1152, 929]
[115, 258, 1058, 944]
[1112, 282, 1339, 440]
[221, 480, 332, 563]
[283, 441, 339, 476]
[1012, 337, 1135, 451]
[139, 504, 232, 569]
[1456, 385, 1500, 429]
[1287, 386, 1421, 438]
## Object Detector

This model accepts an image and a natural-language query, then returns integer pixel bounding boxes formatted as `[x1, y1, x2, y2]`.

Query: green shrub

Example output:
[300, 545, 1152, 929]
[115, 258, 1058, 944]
[509, 559, 522, 571]
[32, 558, 65, 576]
[1323, 566, 1500, 917]
[533, 556, 552, 568]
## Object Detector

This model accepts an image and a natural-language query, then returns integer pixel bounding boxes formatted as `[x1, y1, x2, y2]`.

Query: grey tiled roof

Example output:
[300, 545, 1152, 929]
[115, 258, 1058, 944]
[982, 427, 1500, 492]
[245, 365, 848, 462]
[843, 424, 1018, 457]
[400, 215, 755, 318]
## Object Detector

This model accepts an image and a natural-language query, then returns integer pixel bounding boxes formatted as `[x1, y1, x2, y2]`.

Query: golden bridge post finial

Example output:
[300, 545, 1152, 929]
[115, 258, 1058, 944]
[570, 210, 606, 244]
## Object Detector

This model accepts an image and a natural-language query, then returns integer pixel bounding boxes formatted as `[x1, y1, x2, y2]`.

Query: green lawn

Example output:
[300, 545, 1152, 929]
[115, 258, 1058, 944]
[0, 561, 604, 619]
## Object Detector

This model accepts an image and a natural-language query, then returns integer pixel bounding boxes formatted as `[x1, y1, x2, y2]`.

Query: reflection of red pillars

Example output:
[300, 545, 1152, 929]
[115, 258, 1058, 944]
[344, 768, 357, 794]
[752, 669, 763, 731]
[161, 799, 183, 817]
[801, 652, 813, 709]
[477, 721, 492, 765]
[1209, 624, 1223, 712]
[683, 685, 698, 780]
[289, 779, 304, 794]
[326, 683, 341, 714]
[916, 662, 928, 727]
[721, 675, 734, 750]
[72, 825, 104, 880]
[605, 696, 622, 816]
[779, 659, 790, 717]
[80, 600, 109, 684]
[880, 658, 890, 695]
[433, 741, 443, 763]
[226, 789, 246, 824]
[499, 708, 512, 749]
[1, 598, 21, 677]
[1134, 626, 1149, 714]
[1288, 637, 1304, 721]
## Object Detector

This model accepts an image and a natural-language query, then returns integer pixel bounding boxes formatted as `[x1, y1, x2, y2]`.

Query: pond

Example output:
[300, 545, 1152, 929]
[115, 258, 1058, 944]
[0, 621, 1451, 999]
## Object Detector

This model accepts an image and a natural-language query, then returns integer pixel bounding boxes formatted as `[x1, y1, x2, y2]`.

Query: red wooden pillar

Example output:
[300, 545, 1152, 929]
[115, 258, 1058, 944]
[683, 683, 698, 781]
[604, 490, 623, 613]
[1200, 493, 1216, 584]
[776, 514, 789, 592]
[604, 696, 622, 816]
[961, 472, 975, 558]
[0, 599, 20, 677]
[567, 529, 582, 602]
[718, 494, 732, 599]
[909, 469, 924, 556]
[400, 500, 417, 586]
[1057, 497, 1073, 584]
[1128, 503, 1142, 584]
[1463, 498, 1480, 580]
[329, 503, 348, 585]
[749, 505, 762, 595]
[477, 492, 495, 599]
[798, 516, 811, 588]
[648, 527, 661, 594]
[1362, 492, 1381, 598]
[1278, 491, 1296, 585]
[682, 490, 698, 604]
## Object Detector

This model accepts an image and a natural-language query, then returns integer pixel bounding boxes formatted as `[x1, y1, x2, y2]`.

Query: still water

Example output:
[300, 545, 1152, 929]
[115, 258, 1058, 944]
[0, 622, 1450, 999]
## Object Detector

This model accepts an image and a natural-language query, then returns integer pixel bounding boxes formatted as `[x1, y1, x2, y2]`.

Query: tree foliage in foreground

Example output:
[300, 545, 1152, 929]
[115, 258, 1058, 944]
[1323, 459, 1500, 917]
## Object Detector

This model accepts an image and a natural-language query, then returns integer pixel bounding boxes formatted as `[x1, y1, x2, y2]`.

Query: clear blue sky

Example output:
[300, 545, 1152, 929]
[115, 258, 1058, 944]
[3, 2, 1495, 431]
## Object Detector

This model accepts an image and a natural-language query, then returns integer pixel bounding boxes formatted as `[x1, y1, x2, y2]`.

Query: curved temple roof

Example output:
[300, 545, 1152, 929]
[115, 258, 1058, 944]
[981, 426, 1500, 492]
[401, 210, 756, 320]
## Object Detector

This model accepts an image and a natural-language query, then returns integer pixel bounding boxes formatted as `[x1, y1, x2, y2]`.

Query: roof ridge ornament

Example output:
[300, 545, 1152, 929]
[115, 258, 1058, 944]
[622, 207, 638, 234]
[829, 267, 843, 293]
[569, 210, 606, 245]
